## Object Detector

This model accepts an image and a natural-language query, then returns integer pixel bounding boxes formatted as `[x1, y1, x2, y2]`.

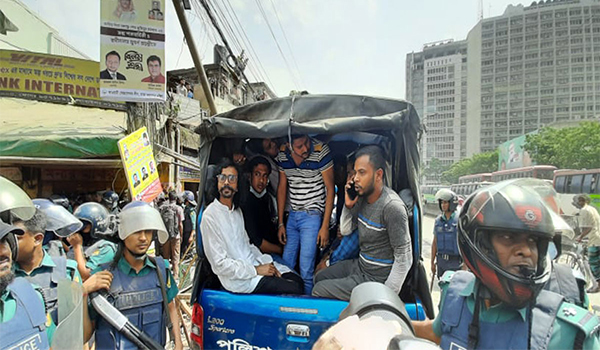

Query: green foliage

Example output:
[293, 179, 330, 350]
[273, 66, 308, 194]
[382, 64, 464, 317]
[523, 121, 600, 169]
[440, 150, 499, 184]
[424, 158, 449, 183]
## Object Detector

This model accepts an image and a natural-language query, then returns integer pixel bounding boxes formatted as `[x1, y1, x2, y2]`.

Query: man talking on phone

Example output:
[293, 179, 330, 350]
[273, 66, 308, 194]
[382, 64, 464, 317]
[312, 145, 412, 301]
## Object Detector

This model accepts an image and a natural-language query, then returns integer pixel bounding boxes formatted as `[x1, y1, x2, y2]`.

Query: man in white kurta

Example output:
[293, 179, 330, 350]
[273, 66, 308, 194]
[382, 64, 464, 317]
[200, 159, 304, 294]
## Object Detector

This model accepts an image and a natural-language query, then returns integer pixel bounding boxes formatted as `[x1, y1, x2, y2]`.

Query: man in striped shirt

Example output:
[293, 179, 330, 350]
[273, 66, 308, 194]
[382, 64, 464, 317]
[276, 134, 335, 294]
[312, 145, 412, 301]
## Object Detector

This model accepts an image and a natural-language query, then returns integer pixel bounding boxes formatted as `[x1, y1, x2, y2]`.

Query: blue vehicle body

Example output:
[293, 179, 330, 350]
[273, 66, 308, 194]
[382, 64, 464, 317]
[189, 95, 433, 349]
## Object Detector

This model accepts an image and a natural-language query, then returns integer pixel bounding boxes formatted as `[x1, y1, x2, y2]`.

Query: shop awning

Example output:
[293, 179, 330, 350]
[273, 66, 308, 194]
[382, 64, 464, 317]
[0, 98, 127, 159]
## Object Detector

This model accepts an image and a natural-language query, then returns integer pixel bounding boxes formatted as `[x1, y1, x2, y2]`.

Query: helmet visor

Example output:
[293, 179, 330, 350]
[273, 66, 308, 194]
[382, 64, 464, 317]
[118, 205, 168, 244]
[0, 176, 35, 221]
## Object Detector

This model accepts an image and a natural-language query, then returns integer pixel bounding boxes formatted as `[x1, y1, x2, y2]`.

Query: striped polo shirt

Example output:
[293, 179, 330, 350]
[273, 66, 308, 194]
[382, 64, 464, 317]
[276, 138, 333, 213]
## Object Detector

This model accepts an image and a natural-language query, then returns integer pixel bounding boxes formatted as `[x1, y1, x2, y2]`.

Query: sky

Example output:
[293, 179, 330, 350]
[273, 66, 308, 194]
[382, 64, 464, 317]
[21, 0, 521, 98]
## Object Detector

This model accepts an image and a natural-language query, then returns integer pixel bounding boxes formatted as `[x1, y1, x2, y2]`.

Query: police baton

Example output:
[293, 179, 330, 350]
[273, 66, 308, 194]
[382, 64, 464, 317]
[429, 272, 435, 292]
[90, 292, 164, 350]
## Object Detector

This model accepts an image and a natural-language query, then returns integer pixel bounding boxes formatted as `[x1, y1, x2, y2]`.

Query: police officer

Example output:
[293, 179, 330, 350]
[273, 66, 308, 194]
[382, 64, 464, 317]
[0, 176, 53, 349]
[180, 190, 197, 258]
[67, 202, 117, 281]
[413, 180, 600, 349]
[12, 205, 82, 326]
[89, 201, 183, 350]
[431, 189, 462, 279]
[102, 190, 121, 215]
[33, 198, 83, 257]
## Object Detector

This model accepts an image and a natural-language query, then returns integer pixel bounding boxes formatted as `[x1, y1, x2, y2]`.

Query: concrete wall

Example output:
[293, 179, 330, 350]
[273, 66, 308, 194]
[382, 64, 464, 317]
[466, 22, 482, 157]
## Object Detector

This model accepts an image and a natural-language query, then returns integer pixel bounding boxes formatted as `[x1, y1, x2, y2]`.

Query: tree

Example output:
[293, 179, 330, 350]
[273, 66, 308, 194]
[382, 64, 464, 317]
[423, 158, 449, 183]
[441, 150, 498, 184]
[523, 121, 600, 169]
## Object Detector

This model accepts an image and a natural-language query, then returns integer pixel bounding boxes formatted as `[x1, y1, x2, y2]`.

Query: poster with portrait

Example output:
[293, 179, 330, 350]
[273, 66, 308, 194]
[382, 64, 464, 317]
[100, 0, 166, 102]
[118, 127, 162, 202]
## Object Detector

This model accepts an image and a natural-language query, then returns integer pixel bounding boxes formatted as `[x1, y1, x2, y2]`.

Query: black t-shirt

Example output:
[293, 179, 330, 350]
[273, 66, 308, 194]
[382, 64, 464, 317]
[241, 191, 279, 249]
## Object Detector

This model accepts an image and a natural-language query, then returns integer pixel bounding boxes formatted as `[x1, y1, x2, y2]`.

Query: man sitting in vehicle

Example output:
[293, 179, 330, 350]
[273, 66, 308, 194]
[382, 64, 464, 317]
[312, 145, 412, 301]
[241, 156, 283, 257]
[201, 159, 303, 295]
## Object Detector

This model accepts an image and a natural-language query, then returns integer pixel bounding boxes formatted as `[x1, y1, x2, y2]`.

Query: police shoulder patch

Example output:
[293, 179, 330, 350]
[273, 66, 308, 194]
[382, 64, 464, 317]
[556, 301, 600, 336]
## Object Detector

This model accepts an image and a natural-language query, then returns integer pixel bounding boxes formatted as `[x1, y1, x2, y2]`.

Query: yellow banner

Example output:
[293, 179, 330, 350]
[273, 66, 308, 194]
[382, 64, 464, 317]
[0, 50, 122, 109]
[118, 127, 162, 202]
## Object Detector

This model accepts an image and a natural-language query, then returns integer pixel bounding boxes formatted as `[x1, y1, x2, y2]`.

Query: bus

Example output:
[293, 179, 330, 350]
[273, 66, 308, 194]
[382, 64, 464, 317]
[553, 169, 600, 216]
[458, 173, 493, 184]
[491, 165, 557, 182]
[450, 181, 494, 198]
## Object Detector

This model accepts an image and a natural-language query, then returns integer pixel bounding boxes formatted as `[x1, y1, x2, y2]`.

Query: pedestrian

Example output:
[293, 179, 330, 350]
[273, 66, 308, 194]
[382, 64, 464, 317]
[180, 190, 197, 258]
[276, 134, 335, 294]
[159, 191, 183, 278]
[412, 180, 600, 349]
[67, 202, 117, 281]
[574, 194, 600, 293]
[312, 145, 412, 301]
[88, 201, 183, 350]
[176, 77, 187, 96]
[430, 189, 462, 279]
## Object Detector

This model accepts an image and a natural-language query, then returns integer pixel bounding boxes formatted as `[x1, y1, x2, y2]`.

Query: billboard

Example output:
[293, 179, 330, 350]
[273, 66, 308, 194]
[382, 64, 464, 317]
[498, 133, 536, 171]
[118, 127, 162, 202]
[100, 0, 166, 102]
[0, 49, 122, 109]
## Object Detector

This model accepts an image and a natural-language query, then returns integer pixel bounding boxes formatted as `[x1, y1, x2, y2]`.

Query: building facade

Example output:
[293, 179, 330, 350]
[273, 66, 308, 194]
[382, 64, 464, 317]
[408, 0, 600, 171]
[406, 40, 468, 183]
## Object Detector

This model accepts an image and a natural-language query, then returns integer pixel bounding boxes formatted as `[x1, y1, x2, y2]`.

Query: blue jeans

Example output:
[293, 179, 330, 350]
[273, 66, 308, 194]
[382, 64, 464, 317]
[283, 210, 322, 294]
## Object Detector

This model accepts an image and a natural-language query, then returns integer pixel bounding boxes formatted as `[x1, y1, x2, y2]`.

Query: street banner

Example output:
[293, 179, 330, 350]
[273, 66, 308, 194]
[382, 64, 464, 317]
[100, 0, 166, 102]
[118, 127, 162, 202]
[498, 132, 536, 171]
[0, 49, 122, 109]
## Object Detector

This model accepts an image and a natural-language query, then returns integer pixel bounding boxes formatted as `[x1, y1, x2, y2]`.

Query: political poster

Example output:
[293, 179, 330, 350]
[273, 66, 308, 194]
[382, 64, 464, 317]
[498, 132, 536, 171]
[100, 0, 166, 102]
[118, 127, 162, 202]
[0, 49, 122, 109]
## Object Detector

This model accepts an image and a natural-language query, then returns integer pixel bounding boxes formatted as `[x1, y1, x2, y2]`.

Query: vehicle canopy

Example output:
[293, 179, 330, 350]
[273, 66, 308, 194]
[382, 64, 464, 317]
[193, 94, 433, 317]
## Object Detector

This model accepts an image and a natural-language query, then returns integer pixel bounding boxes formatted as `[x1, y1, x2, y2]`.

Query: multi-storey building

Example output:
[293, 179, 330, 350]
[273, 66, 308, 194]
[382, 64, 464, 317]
[406, 40, 468, 183]
[470, 0, 600, 153]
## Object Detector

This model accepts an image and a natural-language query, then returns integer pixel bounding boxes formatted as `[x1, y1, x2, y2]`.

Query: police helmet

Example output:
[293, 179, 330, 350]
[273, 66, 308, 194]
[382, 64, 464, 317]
[0, 176, 35, 222]
[458, 179, 555, 308]
[183, 190, 197, 206]
[435, 188, 459, 213]
[0, 220, 24, 261]
[102, 191, 119, 211]
[49, 194, 70, 211]
[73, 202, 113, 239]
[118, 201, 168, 244]
[33, 199, 83, 237]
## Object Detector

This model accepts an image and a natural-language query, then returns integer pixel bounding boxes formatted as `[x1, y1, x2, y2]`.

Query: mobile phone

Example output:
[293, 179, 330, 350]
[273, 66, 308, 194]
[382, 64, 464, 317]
[347, 182, 358, 200]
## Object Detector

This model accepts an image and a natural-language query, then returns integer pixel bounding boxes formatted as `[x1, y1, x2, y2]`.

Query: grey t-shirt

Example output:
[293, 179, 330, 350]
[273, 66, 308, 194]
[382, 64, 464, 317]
[351, 186, 412, 292]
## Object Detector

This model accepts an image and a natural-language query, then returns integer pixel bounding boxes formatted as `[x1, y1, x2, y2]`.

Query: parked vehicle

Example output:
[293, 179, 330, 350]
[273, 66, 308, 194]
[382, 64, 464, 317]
[553, 168, 600, 217]
[189, 94, 432, 350]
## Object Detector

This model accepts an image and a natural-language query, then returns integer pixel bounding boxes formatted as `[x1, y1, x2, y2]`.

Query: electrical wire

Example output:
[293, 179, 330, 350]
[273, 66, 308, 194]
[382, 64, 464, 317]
[268, 0, 304, 88]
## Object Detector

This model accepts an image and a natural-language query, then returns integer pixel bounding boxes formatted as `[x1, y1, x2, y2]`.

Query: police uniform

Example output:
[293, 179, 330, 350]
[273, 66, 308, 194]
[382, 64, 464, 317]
[14, 250, 81, 325]
[83, 239, 117, 272]
[434, 212, 462, 278]
[0, 277, 55, 349]
[433, 271, 600, 350]
[91, 256, 179, 350]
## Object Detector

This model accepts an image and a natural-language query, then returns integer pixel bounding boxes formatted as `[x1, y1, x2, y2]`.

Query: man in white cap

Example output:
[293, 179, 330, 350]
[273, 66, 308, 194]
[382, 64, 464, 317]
[87, 201, 182, 350]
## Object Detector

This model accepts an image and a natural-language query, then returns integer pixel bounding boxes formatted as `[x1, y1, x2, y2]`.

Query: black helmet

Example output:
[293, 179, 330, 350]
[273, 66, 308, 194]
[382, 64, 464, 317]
[49, 194, 70, 211]
[458, 179, 555, 308]
[102, 191, 119, 211]
[435, 188, 458, 213]
[73, 202, 113, 240]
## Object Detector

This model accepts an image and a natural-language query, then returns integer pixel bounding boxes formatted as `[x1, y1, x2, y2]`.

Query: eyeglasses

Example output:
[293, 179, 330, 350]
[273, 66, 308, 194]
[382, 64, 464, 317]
[216, 174, 238, 183]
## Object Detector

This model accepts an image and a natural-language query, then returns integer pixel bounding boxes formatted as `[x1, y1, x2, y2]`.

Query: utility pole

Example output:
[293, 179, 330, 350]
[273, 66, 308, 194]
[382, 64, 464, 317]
[172, 0, 218, 116]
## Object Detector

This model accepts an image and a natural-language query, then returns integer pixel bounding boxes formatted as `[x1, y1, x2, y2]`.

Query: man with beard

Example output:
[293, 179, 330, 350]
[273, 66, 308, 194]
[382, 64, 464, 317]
[201, 159, 303, 294]
[412, 181, 600, 350]
[312, 145, 412, 301]
[88, 201, 182, 350]
[0, 220, 55, 349]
